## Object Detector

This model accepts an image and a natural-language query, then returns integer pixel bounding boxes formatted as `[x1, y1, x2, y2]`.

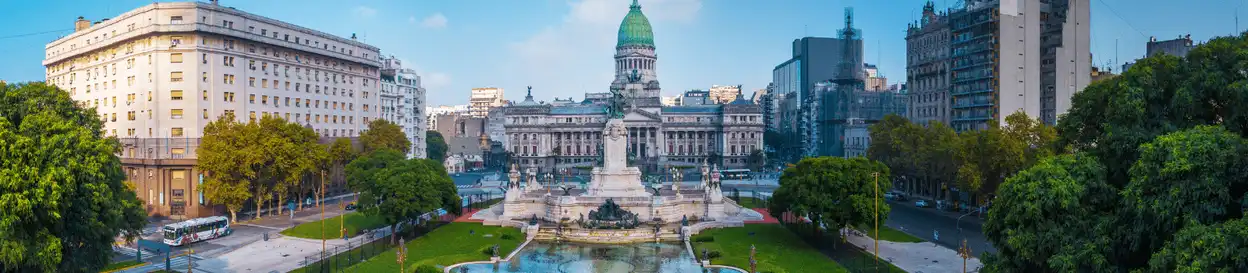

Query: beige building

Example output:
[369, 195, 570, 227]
[707, 84, 741, 104]
[43, 1, 381, 218]
[469, 87, 504, 118]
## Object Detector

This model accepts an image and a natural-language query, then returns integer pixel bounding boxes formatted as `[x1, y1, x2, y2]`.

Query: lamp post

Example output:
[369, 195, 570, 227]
[320, 169, 326, 255]
[872, 172, 880, 269]
[958, 238, 972, 273]
[396, 238, 407, 273]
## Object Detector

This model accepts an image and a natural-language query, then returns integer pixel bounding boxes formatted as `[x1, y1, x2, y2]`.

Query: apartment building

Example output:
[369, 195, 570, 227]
[380, 55, 427, 159]
[43, 1, 381, 218]
[949, 0, 1090, 131]
[906, 1, 952, 125]
[707, 84, 741, 104]
[469, 87, 504, 118]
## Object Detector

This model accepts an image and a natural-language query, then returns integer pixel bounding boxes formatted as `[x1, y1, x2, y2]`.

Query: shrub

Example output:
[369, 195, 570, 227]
[707, 250, 722, 259]
[414, 264, 440, 273]
[691, 234, 715, 243]
[500, 233, 516, 240]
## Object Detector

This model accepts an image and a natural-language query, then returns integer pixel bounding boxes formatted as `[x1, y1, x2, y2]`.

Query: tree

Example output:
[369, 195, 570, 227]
[1002, 111, 1060, 165]
[359, 119, 410, 155]
[954, 121, 1023, 200]
[199, 112, 261, 223]
[746, 149, 765, 171]
[769, 157, 891, 241]
[0, 83, 146, 272]
[426, 130, 448, 163]
[257, 116, 324, 214]
[345, 149, 407, 197]
[346, 151, 456, 244]
[916, 122, 958, 199]
[1120, 125, 1248, 262]
[867, 115, 923, 197]
[981, 154, 1119, 272]
[1147, 218, 1248, 272]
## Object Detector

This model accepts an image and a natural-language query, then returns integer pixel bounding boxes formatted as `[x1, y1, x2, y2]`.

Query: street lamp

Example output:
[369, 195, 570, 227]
[958, 239, 972, 273]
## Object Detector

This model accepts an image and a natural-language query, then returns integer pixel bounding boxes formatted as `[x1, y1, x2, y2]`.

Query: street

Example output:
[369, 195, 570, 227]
[883, 200, 997, 257]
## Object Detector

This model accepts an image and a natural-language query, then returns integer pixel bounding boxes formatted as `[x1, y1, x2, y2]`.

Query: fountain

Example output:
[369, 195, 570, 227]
[459, 105, 761, 272]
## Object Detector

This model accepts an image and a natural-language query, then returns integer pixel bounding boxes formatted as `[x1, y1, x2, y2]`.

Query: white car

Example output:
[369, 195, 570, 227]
[915, 200, 930, 208]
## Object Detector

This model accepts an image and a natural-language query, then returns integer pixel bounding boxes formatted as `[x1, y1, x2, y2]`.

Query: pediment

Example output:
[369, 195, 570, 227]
[623, 109, 661, 122]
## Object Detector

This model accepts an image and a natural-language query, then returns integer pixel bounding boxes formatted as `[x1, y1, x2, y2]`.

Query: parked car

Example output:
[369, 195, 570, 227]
[890, 191, 908, 201]
[884, 192, 898, 200]
[915, 199, 930, 208]
[344, 202, 357, 211]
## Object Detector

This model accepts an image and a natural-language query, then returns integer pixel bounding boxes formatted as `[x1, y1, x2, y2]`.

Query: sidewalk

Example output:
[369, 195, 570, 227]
[843, 228, 983, 273]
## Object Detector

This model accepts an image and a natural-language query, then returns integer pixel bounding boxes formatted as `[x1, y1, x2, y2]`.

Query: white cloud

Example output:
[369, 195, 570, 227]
[352, 6, 377, 18]
[420, 13, 448, 29]
[504, 0, 701, 99]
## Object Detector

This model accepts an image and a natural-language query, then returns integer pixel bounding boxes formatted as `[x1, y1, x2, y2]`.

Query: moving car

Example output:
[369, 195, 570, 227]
[345, 202, 358, 211]
[915, 199, 930, 208]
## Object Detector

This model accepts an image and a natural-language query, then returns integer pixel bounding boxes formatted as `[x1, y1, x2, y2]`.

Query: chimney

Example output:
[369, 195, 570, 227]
[351, 33, 358, 40]
[210, 0, 219, 5]
[74, 16, 91, 32]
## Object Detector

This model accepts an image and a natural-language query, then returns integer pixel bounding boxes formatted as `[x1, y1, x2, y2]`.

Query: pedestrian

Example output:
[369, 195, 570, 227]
[934, 230, 940, 243]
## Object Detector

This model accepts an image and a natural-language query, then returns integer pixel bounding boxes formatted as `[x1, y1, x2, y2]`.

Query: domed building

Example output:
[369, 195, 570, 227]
[504, 0, 763, 173]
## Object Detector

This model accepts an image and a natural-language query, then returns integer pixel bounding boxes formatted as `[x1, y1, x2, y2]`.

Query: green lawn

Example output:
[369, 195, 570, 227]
[691, 224, 848, 273]
[280, 212, 387, 240]
[99, 260, 143, 272]
[734, 197, 767, 209]
[834, 248, 908, 273]
[345, 222, 524, 271]
[857, 225, 924, 243]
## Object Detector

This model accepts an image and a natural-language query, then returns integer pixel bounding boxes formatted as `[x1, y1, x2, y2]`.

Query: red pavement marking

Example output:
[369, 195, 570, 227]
[453, 208, 483, 223]
[745, 208, 780, 224]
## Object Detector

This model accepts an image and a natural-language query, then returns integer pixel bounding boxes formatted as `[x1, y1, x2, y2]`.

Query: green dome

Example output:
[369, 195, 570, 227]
[617, 0, 654, 47]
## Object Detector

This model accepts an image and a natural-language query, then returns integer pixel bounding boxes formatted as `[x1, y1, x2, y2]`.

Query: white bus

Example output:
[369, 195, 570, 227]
[162, 216, 231, 246]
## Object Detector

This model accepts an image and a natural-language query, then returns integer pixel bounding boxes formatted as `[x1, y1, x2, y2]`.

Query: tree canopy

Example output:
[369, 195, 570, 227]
[345, 149, 458, 244]
[0, 83, 146, 272]
[769, 156, 891, 237]
[984, 32, 1248, 272]
[425, 130, 448, 163]
[359, 119, 410, 155]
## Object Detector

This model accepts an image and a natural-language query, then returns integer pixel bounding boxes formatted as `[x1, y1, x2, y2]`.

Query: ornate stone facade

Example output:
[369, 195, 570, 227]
[504, 1, 763, 173]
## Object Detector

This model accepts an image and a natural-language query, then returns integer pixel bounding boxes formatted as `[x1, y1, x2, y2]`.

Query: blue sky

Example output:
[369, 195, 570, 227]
[0, 0, 1243, 106]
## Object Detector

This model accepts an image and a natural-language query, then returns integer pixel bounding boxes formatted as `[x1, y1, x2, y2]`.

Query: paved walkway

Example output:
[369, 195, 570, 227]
[844, 228, 983, 273]
[454, 208, 484, 222]
[743, 208, 779, 224]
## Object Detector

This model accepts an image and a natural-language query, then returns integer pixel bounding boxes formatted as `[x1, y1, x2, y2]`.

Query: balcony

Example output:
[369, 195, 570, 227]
[952, 100, 995, 109]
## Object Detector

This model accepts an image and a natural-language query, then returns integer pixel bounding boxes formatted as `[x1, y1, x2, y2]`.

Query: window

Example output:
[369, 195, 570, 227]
[202, 53, 208, 64]
[202, 72, 208, 82]
[249, 94, 255, 104]
[170, 72, 183, 82]
[128, 111, 136, 120]
[171, 109, 184, 119]
[171, 36, 182, 46]
[170, 90, 183, 100]
[170, 53, 183, 63]
[170, 16, 183, 24]
[249, 77, 255, 87]
[203, 109, 209, 119]
[203, 90, 208, 100]
[171, 127, 184, 137]
[172, 148, 185, 155]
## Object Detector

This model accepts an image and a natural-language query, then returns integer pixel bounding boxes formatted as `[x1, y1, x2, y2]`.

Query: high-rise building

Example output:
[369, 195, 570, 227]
[1147, 35, 1196, 58]
[906, 1, 952, 125]
[863, 64, 889, 91]
[772, 34, 863, 161]
[379, 55, 427, 159]
[708, 84, 741, 104]
[469, 87, 504, 118]
[43, 1, 381, 217]
[949, 0, 1090, 131]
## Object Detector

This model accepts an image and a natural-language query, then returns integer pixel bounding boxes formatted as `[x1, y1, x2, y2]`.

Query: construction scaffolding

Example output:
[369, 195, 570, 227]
[805, 7, 908, 157]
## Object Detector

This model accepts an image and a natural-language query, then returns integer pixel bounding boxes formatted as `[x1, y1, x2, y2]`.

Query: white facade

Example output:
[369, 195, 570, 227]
[379, 55, 427, 159]
[469, 87, 504, 118]
[707, 85, 741, 104]
[44, 2, 382, 140]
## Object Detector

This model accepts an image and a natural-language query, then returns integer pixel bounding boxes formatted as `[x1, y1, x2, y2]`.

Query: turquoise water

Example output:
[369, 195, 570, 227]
[448, 242, 745, 273]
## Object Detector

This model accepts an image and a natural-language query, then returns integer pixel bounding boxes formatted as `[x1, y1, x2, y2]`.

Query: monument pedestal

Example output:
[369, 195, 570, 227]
[587, 167, 649, 197]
